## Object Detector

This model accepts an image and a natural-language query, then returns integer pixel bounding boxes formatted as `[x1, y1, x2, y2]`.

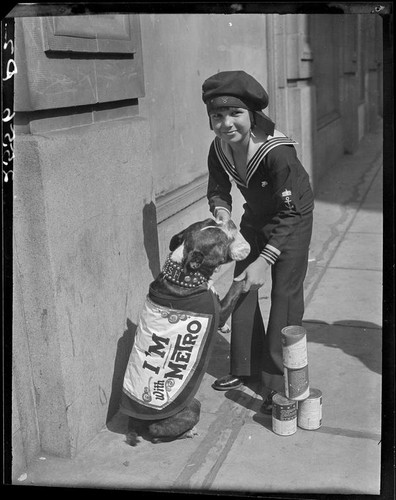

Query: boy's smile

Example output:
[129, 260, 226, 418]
[209, 107, 251, 146]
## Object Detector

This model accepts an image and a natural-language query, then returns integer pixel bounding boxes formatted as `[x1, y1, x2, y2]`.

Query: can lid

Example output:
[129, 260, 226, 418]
[273, 393, 296, 405]
[307, 388, 322, 399]
[281, 325, 307, 338]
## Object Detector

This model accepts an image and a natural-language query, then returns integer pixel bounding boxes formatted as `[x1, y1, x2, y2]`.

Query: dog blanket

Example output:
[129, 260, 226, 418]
[121, 284, 220, 420]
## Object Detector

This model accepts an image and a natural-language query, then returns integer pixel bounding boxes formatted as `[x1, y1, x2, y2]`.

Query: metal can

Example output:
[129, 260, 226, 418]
[284, 364, 310, 400]
[297, 388, 322, 430]
[281, 325, 308, 369]
[272, 393, 297, 436]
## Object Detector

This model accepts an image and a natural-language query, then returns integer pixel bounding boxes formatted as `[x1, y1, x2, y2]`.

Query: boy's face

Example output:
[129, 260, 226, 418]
[209, 107, 251, 145]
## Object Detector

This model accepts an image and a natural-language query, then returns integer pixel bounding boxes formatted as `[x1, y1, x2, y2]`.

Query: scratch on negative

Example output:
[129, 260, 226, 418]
[66, 308, 76, 357]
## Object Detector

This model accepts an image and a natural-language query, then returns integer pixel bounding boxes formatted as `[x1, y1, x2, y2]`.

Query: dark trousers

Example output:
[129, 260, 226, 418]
[230, 213, 313, 392]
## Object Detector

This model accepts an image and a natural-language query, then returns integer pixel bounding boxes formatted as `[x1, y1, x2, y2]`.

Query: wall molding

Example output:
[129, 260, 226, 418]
[156, 174, 208, 223]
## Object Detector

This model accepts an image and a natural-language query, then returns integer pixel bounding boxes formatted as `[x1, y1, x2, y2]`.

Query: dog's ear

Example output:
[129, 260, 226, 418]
[169, 230, 185, 251]
[186, 250, 204, 270]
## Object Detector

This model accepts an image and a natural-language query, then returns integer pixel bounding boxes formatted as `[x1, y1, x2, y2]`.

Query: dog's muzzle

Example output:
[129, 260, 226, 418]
[218, 220, 250, 261]
[229, 231, 250, 260]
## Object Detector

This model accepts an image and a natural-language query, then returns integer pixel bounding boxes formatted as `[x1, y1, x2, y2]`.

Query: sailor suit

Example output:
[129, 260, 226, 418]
[207, 133, 314, 392]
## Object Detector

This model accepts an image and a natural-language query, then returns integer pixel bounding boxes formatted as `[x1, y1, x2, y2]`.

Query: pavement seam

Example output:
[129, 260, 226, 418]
[173, 386, 258, 490]
[304, 319, 381, 330]
[325, 265, 381, 271]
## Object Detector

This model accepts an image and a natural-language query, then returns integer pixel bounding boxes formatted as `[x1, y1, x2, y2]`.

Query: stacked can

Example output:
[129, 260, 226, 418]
[281, 325, 310, 400]
[297, 388, 323, 430]
[272, 393, 298, 436]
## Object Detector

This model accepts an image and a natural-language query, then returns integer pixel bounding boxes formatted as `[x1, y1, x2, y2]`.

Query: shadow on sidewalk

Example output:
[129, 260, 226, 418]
[205, 330, 233, 380]
[106, 318, 137, 430]
[224, 387, 273, 431]
[206, 317, 382, 381]
[304, 319, 382, 375]
[311, 125, 383, 212]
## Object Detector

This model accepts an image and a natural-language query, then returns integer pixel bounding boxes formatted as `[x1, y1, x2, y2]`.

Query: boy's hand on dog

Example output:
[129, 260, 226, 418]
[234, 257, 270, 292]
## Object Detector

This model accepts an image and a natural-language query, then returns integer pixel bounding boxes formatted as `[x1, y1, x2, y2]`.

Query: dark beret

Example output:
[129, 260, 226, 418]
[202, 70, 269, 112]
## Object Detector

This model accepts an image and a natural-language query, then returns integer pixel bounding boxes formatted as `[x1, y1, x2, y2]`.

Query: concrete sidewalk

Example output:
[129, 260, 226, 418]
[14, 124, 384, 494]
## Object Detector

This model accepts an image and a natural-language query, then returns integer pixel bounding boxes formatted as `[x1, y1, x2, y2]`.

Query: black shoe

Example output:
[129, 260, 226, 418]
[260, 391, 277, 414]
[212, 374, 244, 391]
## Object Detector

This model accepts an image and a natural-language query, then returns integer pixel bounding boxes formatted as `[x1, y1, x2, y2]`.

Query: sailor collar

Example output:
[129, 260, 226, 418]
[214, 132, 298, 187]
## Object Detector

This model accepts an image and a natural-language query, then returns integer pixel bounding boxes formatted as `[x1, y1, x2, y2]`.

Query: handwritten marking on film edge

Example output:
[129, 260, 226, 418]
[3, 26, 17, 182]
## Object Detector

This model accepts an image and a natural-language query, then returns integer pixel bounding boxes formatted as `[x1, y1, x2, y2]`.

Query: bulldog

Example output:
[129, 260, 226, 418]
[121, 218, 250, 443]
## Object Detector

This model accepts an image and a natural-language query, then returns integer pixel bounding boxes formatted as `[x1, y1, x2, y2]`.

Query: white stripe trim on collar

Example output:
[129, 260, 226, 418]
[214, 136, 298, 187]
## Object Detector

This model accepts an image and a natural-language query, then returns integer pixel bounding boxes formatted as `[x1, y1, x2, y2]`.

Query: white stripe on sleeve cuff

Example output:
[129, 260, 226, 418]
[260, 244, 281, 265]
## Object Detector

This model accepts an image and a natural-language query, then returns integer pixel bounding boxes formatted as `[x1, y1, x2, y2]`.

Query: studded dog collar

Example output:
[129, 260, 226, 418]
[162, 254, 208, 288]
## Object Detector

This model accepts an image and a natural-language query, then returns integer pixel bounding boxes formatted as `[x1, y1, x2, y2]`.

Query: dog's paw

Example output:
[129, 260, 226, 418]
[218, 324, 231, 334]
[179, 426, 198, 439]
[125, 431, 141, 447]
[151, 427, 198, 444]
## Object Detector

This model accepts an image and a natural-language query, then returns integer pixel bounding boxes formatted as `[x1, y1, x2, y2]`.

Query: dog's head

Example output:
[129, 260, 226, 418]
[168, 218, 250, 277]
